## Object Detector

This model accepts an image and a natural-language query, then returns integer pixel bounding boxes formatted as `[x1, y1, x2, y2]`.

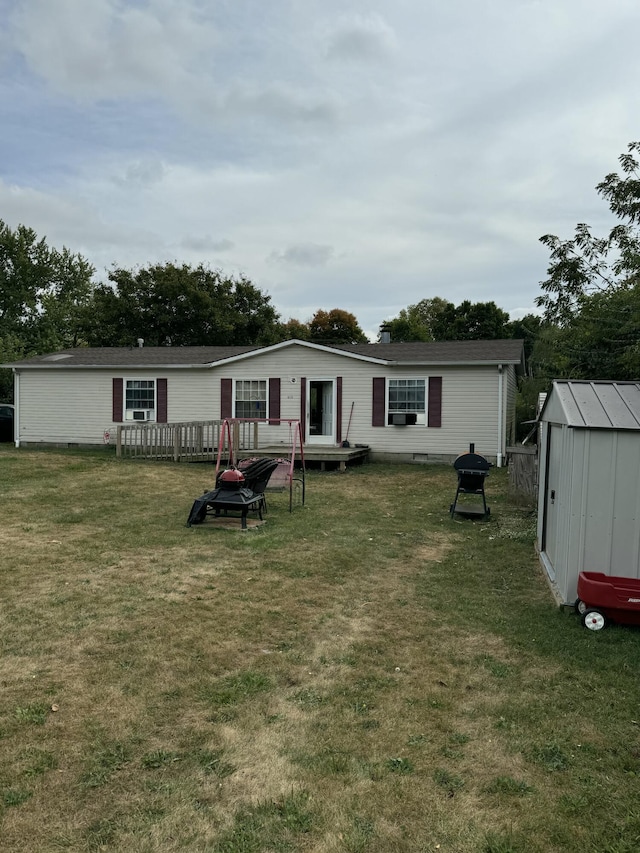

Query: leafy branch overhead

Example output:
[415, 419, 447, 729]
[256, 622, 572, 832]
[536, 141, 640, 325]
[534, 141, 640, 382]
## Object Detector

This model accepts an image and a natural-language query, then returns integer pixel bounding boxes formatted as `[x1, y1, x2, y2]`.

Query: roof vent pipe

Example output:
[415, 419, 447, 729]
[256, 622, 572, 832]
[137, 338, 144, 348]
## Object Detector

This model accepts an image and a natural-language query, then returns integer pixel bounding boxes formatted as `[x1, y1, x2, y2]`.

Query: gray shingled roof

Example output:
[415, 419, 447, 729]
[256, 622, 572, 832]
[542, 380, 640, 430]
[3, 338, 524, 369]
[4, 345, 259, 368]
[331, 339, 524, 363]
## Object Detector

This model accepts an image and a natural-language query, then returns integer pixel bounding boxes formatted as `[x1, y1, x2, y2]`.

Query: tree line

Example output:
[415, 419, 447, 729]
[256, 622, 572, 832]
[3, 140, 640, 433]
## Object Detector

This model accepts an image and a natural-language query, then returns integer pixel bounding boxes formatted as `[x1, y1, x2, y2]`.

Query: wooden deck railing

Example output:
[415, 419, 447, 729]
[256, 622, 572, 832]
[116, 420, 260, 462]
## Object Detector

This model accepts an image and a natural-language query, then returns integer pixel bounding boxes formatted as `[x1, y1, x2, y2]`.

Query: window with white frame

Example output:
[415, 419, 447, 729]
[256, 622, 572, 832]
[388, 378, 426, 424]
[125, 379, 156, 421]
[235, 380, 267, 419]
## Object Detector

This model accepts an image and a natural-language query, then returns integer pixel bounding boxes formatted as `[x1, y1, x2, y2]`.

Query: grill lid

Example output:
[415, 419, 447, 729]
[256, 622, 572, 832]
[453, 452, 492, 473]
[219, 467, 246, 486]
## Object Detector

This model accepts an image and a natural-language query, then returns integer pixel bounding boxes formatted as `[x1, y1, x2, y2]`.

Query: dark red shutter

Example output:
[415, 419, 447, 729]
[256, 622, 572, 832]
[112, 378, 123, 422]
[428, 376, 442, 427]
[372, 377, 386, 427]
[157, 378, 168, 423]
[300, 377, 306, 441]
[336, 377, 343, 444]
[221, 378, 233, 418]
[269, 378, 281, 424]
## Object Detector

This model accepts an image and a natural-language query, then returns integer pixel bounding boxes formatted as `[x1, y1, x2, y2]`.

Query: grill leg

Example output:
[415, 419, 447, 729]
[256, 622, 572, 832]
[450, 485, 462, 516]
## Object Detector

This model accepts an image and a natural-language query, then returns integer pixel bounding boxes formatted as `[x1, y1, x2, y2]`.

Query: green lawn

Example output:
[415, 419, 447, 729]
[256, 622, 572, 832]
[0, 447, 639, 852]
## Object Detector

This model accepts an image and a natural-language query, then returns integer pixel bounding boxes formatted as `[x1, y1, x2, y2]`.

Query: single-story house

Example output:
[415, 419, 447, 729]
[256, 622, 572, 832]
[537, 379, 640, 606]
[3, 338, 524, 464]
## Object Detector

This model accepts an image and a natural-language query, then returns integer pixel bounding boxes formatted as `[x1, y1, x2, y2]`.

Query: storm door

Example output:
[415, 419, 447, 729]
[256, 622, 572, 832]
[307, 379, 336, 445]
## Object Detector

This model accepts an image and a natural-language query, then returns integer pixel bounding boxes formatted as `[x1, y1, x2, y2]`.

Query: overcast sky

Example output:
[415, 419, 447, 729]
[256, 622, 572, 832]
[2, 0, 639, 340]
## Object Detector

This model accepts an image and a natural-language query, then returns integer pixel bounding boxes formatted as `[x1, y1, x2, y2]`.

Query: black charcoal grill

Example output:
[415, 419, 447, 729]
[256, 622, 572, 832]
[450, 445, 492, 519]
[186, 460, 279, 530]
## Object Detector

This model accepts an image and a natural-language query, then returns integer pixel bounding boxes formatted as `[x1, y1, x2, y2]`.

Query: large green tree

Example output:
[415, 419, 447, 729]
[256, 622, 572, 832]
[506, 313, 545, 364]
[0, 220, 94, 350]
[512, 320, 563, 438]
[382, 297, 453, 342]
[307, 309, 368, 344]
[436, 300, 511, 340]
[277, 318, 311, 341]
[0, 220, 94, 399]
[540, 284, 640, 380]
[81, 263, 281, 347]
[384, 298, 512, 342]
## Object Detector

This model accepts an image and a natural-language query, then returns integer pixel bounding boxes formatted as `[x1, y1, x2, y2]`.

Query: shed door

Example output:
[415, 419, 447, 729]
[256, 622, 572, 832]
[543, 425, 563, 582]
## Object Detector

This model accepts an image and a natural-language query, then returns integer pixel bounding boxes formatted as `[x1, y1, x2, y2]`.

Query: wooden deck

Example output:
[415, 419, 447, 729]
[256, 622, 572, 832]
[115, 420, 369, 471]
[236, 444, 370, 472]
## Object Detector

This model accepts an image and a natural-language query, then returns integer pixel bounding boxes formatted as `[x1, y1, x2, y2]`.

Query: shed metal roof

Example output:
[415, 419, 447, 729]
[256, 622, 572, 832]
[542, 380, 640, 430]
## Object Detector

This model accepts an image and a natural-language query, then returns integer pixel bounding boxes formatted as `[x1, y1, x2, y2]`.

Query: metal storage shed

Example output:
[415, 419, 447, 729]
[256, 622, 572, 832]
[537, 380, 640, 606]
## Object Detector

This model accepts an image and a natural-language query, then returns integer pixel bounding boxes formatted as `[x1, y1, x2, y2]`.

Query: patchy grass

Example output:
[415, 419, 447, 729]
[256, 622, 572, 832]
[0, 446, 639, 851]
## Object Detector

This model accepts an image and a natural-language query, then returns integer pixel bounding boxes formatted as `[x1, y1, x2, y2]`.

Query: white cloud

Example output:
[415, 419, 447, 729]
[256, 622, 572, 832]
[269, 244, 335, 267]
[10, 0, 214, 102]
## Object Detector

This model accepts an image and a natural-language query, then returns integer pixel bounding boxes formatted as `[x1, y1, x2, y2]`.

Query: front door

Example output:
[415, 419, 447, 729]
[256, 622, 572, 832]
[307, 379, 335, 445]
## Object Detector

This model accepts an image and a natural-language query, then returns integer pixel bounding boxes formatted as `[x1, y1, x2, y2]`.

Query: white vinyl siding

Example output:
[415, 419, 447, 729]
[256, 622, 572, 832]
[16, 369, 117, 444]
[204, 347, 506, 458]
[13, 344, 517, 461]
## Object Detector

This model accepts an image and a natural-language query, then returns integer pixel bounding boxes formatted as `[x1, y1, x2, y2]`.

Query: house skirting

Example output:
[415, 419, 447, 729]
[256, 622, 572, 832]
[369, 450, 497, 466]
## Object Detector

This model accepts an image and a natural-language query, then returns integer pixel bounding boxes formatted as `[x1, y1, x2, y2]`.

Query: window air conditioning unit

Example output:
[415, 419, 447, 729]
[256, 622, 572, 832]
[126, 409, 153, 421]
[388, 412, 418, 426]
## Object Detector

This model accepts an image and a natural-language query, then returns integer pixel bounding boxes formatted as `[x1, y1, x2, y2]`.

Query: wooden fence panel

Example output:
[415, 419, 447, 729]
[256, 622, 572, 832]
[507, 445, 538, 501]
